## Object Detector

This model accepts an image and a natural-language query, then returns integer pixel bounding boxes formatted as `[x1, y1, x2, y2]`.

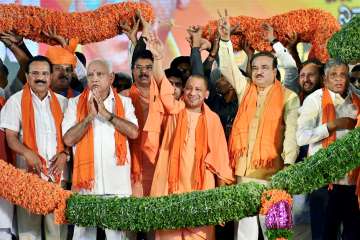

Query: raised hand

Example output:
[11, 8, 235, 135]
[239, 36, 254, 57]
[217, 9, 231, 41]
[136, 9, 152, 39]
[119, 16, 140, 45]
[0, 31, 23, 46]
[285, 31, 298, 50]
[262, 23, 275, 43]
[42, 26, 68, 47]
[144, 32, 164, 60]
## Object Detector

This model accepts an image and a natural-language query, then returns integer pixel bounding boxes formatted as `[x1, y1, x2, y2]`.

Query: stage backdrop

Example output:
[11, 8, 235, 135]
[0, 0, 359, 80]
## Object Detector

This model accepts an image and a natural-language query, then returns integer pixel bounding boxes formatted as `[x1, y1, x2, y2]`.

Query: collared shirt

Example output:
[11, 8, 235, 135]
[297, 88, 358, 184]
[62, 89, 138, 196]
[0, 89, 68, 179]
[219, 40, 299, 181]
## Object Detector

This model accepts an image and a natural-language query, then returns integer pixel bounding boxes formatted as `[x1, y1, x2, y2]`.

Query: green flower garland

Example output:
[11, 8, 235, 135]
[327, 15, 360, 63]
[270, 127, 360, 195]
[67, 182, 266, 231]
[66, 128, 360, 231]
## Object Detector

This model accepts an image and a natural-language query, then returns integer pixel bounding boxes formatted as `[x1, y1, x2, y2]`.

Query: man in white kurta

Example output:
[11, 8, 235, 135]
[62, 59, 138, 240]
[297, 59, 360, 239]
[0, 55, 69, 240]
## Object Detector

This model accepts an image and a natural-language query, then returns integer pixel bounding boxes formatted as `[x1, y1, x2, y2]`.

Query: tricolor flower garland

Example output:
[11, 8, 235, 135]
[0, 127, 359, 230]
[0, 2, 154, 45]
[203, 9, 340, 63]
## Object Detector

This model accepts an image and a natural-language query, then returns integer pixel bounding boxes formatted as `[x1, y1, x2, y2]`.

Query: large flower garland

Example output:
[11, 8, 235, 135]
[202, 9, 340, 63]
[270, 127, 360, 195]
[327, 14, 360, 63]
[0, 130, 359, 231]
[0, 160, 71, 224]
[0, 2, 154, 44]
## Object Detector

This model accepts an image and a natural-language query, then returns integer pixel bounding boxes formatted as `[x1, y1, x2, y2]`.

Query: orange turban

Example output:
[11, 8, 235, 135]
[46, 38, 78, 68]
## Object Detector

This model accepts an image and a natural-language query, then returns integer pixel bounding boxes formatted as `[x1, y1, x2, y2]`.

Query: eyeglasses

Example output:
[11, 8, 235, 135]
[87, 72, 108, 79]
[134, 65, 153, 72]
[53, 65, 73, 74]
[29, 71, 50, 78]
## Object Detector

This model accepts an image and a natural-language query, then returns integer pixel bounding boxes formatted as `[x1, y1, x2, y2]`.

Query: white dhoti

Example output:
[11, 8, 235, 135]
[17, 206, 67, 240]
[235, 215, 267, 240]
[0, 198, 13, 240]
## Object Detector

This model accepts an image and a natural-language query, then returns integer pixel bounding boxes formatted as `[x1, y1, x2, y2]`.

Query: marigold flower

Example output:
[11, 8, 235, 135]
[203, 9, 340, 63]
[0, 2, 154, 45]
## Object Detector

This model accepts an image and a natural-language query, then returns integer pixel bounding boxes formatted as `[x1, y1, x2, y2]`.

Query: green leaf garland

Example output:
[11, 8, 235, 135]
[327, 15, 360, 63]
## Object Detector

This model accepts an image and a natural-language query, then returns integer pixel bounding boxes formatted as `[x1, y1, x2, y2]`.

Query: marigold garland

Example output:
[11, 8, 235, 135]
[0, 2, 154, 45]
[203, 9, 340, 63]
[0, 159, 72, 224]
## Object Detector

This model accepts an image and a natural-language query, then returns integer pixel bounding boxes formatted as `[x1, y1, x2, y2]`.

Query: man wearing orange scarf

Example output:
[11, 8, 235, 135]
[217, 12, 300, 240]
[62, 59, 138, 240]
[297, 59, 360, 239]
[0, 56, 69, 240]
[142, 33, 234, 240]
[121, 49, 163, 197]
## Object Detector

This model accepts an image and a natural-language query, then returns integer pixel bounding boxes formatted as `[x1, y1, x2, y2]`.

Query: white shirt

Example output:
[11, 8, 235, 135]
[62, 90, 138, 196]
[297, 88, 358, 184]
[0, 89, 68, 180]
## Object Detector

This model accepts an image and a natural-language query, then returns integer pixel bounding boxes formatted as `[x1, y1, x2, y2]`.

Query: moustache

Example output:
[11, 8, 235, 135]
[34, 80, 46, 84]
[255, 74, 264, 78]
[139, 74, 149, 78]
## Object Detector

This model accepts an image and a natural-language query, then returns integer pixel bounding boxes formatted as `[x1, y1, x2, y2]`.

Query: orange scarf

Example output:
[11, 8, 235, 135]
[321, 87, 360, 193]
[72, 88, 127, 190]
[0, 96, 5, 109]
[229, 80, 285, 169]
[321, 87, 360, 147]
[168, 107, 208, 193]
[128, 78, 164, 183]
[21, 84, 64, 182]
[129, 84, 146, 182]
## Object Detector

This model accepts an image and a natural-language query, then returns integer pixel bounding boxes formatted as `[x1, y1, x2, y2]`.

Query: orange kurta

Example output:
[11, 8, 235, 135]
[150, 76, 234, 240]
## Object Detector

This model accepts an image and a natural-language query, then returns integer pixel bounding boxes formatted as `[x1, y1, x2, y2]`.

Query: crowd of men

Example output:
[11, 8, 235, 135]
[0, 9, 360, 240]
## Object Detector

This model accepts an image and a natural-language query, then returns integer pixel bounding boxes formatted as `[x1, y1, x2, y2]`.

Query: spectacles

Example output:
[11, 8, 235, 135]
[134, 65, 153, 72]
[29, 71, 50, 78]
[87, 72, 108, 79]
[53, 65, 73, 74]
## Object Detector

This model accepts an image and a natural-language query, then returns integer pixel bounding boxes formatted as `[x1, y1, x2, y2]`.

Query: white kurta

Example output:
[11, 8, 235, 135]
[62, 90, 137, 195]
[297, 88, 359, 185]
[0, 89, 68, 240]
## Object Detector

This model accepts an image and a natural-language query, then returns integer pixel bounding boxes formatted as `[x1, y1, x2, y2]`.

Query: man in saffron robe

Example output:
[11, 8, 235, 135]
[217, 11, 300, 240]
[143, 33, 234, 240]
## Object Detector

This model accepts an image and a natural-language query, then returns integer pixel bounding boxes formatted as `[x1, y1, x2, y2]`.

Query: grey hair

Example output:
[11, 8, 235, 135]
[87, 59, 113, 73]
[324, 58, 349, 76]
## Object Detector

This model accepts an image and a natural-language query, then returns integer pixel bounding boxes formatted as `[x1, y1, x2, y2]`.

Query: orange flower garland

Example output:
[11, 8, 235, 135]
[0, 2, 154, 45]
[260, 189, 293, 215]
[0, 159, 71, 224]
[203, 9, 340, 63]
